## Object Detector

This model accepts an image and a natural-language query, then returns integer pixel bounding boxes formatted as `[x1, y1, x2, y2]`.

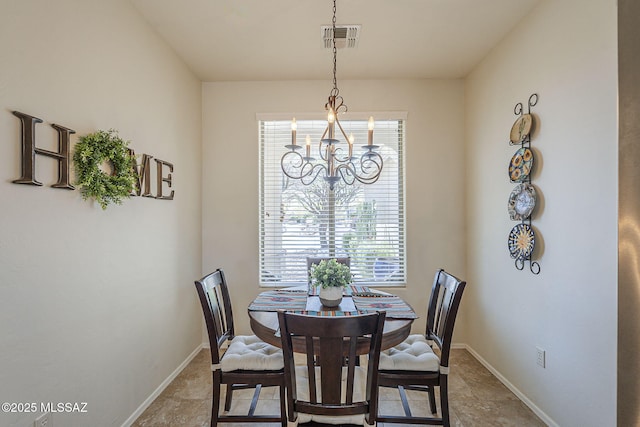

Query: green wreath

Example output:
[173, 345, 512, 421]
[73, 129, 136, 210]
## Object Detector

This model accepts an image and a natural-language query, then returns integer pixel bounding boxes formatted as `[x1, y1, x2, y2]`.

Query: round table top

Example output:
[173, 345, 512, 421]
[248, 290, 415, 354]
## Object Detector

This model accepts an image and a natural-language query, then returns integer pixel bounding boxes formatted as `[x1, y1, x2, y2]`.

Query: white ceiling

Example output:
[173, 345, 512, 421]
[131, 0, 540, 82]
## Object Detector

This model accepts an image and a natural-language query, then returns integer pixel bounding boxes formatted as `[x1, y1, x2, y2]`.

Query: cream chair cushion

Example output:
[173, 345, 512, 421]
[220, 335, 284, 372]
[379, 334, 440, 372]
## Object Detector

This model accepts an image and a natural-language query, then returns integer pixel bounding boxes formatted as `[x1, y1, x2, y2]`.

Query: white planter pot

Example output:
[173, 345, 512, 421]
[319, 286, 343, 307]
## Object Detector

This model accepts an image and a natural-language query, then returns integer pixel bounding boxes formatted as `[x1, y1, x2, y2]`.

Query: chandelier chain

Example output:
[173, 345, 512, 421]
[332, 0, 338, 94]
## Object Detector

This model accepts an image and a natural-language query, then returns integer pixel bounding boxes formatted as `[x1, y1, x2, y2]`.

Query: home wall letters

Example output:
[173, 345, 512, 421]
[11, 111, 174, 201]
[12, 111, 75, 189]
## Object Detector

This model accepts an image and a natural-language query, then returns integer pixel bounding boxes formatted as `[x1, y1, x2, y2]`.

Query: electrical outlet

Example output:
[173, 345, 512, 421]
[536, 347, 546, 368]
[34, 412, 51, 427]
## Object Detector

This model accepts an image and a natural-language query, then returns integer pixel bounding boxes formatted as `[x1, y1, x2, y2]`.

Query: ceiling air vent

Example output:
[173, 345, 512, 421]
[321, 25, 360, 49]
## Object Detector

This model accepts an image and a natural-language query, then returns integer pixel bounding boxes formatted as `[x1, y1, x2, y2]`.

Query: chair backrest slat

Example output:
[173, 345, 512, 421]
[345, 337, 358, 405]
[305, 336, 317, 403]
[318, 336, 345, 404]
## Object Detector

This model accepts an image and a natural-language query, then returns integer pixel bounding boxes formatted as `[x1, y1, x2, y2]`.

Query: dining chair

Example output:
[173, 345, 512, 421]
[194, 269, 286, 427]
[376, 269, 467, 427]
[277, 310, 386, 426]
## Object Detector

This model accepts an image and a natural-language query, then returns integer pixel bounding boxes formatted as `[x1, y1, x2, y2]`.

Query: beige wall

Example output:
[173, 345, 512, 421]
[464, 0, 617, 426]
[0, 1, 202, 426]
[202, 79, 467, 337]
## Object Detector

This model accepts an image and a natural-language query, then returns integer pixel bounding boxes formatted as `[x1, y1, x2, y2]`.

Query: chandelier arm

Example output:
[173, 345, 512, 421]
[281, 151, 315, 180]
[358, 152, 384, 173]
[335, 163, 378, 186]
[334, 153, 383, 185]
[353, 173, 382, 186]
[335, 117, 351, 143]
[335, 165, 356, 186]
[334, 96, 347, 113]
[300, 164, 328, 186]
[353, 153, 384, 185]
[332, 146, 350, 163]
[281, 150, 328, 186]
[281, 150, 304, 168]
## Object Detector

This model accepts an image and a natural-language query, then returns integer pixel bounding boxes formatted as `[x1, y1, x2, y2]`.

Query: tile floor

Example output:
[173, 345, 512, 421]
[132, 348, 546, 426]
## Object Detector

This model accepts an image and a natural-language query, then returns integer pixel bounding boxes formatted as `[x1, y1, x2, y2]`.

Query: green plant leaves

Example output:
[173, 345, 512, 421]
[73, 129, 136, 210]
[310, 259, 351, 288]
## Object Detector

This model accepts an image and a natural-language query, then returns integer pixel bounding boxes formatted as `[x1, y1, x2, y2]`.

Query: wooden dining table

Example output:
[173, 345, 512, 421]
[248, 286, 416, 355]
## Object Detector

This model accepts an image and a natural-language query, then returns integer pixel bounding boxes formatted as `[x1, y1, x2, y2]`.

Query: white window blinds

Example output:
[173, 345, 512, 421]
[259, 117, 406, 286]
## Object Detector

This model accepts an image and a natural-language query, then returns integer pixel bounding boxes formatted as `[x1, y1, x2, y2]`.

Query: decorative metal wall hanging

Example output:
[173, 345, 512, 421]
[507, 94, 541, 274]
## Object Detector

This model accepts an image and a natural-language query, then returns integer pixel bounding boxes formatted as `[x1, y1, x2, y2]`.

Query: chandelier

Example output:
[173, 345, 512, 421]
[280, 0, 383, 191]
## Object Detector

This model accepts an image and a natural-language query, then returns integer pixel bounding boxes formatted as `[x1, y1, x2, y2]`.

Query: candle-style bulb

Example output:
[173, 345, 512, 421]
[348, 133, 354, 158]
[327, 109, 336, 139]
[291, 117, 297, 146]
[368, 116, 375, 131]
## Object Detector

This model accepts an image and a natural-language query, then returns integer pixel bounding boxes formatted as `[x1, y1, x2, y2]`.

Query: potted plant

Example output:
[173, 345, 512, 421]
[310, 259, 351, 307]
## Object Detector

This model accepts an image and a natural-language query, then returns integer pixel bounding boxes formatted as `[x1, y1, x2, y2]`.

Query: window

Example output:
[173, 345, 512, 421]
[259, 116, 406, 286]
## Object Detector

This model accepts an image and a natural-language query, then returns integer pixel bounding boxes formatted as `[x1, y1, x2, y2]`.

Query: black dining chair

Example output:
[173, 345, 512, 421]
[277, 310, 386, 426]
[376, 269, 467, 427]
[194, 269, 286, 426]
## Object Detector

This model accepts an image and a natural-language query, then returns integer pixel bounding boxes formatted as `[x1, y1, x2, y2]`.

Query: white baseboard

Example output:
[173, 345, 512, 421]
[121, 344, 204, 427]
[458, 343, 558, 427]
